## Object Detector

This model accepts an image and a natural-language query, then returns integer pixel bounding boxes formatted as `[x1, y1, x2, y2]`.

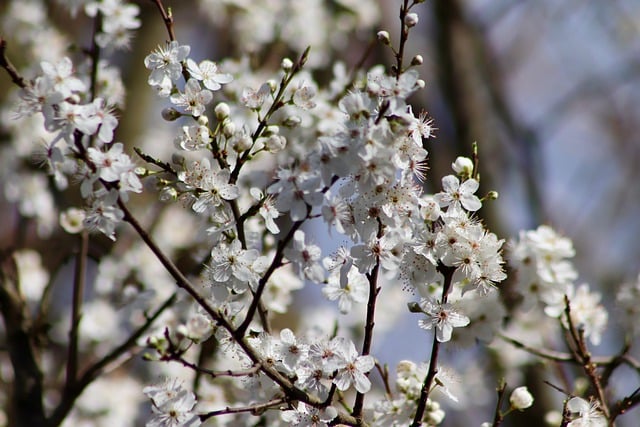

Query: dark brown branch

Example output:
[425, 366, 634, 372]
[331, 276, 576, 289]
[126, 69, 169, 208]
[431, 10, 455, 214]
[150, 0, 176, 42]
[48, 292, 178, 426]
[352, 220, 383, 417]
[116, 199, 364, 423]
[611, 387, 640, 422]
[410, 265, 455, 427]
[393, 0, 411, 78]
[0, 249, 46, 427]
[0, 38, 28, 88]
[563, 296, 610, 420]
[64, 231, 89, 391]
[410, 321, 441, 427]
[490, 380, 507, 427]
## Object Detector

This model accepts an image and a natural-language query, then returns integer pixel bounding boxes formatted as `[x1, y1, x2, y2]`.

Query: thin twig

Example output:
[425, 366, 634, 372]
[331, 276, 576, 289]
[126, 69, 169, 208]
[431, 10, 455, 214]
[150, 0, 176, 41]
[64, 230, 89, 390]
[375, 362, 393, 397]
[352, 219, 383, 417]
[611, 386, 640, 422]
[393, 0, 411, 78]
[0, 38, 28, 88]
[491, 380, 507, 427]
[235, 210, 308, 337]
[563, 296, 610, 420]
[229, 47, 310, 185]
[410, 265, 455, 427]
[200, 397, 286, 421]
[500, 333, 640, 372]
[169, 355, 262, 379]
[499, 334, 575, 363]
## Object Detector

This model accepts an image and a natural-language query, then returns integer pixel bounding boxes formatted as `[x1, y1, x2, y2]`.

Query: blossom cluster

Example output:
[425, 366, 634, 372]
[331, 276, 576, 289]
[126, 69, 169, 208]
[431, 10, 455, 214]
[510, 225, 608, 345]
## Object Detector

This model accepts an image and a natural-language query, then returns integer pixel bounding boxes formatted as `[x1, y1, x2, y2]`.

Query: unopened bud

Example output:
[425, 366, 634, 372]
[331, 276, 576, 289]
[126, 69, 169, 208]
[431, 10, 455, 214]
[171, 153, 185, 165]
[404, 13, 419, 28]
[223, 121, 236, 137]
[267, 79, 277, 92]
[452, 156, 474, 176]
[426, 409, 445, 425]
[377, 30, 391, 45]
[509, 386, 534, 410]
[161, 107, 181, 121]
[411, 55, 424, 66]
[407, 301, 422, 313]
[281, 58, 294, 71]
[159, 186, 178, 202]
[283, 115, 301, 127]
[197, 115, 208, 126]
[215, 102, 230, 119]
[234, 135, 252, 152]
[487, 190, 499, 200]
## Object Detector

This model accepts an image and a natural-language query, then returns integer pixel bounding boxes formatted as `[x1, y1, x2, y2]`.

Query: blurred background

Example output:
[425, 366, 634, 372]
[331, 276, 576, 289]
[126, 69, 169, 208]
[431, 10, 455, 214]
[1, 0, 640, 425]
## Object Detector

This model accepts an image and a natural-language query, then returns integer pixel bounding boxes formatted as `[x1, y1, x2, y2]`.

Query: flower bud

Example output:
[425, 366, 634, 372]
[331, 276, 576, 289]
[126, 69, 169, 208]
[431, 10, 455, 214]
[411, 54, 424, 66]
[197, 115, 208, 126]
[234, 134, 253, 152]
[175, 325, 188, 341]
[283, 115, 301, 127]
[223, 121, 236, 137]
[159, 186, 178, 202]
[171, 153, 185, 165]
[215, 102, 230, 119]
[426, 408, 445, 425]
[509, 386, 534, 410]
[281, 57, 294, 71]
[377, 30, 391, 45]
[487, 190, 499, 200]
[267, 79, 277, 92]
[404, 13, 419, 28]
[396, 360, 416, 376]
[407, 301, 422, 313]
[452, 156, 474, 176]
[161, 107, 181, 121]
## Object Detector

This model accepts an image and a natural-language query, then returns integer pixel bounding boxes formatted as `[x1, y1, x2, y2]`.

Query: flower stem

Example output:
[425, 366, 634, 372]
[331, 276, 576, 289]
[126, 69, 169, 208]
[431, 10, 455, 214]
[411, 265, 455, 426]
